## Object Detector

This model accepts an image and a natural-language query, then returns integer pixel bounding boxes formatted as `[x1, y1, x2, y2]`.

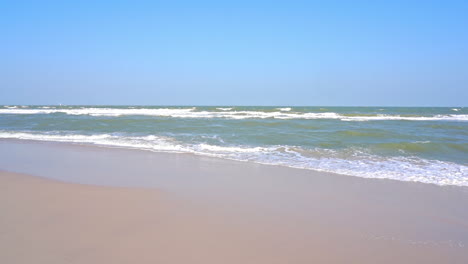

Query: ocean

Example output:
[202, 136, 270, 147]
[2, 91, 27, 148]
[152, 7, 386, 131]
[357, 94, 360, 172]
[0, 105, 467, 186]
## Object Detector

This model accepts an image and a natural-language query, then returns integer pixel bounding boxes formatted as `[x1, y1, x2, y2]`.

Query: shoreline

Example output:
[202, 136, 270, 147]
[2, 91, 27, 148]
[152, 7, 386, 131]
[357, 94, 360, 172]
[1, 138, 466, 188]
[1, 140, 468, 263]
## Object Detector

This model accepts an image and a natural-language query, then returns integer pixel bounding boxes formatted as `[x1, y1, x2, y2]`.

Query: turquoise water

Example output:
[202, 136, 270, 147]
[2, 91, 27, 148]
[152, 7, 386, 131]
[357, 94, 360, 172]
[0, 105, 467, 186]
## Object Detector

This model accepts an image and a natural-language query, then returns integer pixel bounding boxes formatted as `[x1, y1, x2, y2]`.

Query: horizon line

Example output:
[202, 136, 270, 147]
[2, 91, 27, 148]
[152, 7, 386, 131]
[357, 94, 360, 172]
[1, 104, 466, 108]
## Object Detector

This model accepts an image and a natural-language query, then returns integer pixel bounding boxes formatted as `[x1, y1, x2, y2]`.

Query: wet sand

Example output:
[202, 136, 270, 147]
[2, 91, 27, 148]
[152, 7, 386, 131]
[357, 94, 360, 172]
[1, 140, 468, 263]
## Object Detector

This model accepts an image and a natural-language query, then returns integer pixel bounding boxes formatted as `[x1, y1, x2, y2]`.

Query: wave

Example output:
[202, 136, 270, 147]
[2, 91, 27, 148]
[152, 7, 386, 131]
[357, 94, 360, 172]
[0, 132, 188, 152]
[0, 107, 467, 121]
[276, 107, 292, 111]
[0, 131, 466, 186]
[3, 105, 28, 109]
[0, 108, 196, 117]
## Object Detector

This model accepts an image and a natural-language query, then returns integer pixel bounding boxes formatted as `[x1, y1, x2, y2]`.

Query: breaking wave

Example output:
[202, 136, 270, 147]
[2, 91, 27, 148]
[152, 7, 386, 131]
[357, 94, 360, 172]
[0, 107, 467, 121]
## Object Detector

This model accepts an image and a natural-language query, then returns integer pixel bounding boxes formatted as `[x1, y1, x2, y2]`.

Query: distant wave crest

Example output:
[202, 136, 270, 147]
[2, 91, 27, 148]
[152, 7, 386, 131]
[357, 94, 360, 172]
[0, 107, 467, 121]
[276, 107, 292, 111]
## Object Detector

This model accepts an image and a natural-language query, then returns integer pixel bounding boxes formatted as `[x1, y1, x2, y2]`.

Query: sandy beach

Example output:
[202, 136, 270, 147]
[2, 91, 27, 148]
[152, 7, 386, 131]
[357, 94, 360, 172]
[1, 140, 468, 263]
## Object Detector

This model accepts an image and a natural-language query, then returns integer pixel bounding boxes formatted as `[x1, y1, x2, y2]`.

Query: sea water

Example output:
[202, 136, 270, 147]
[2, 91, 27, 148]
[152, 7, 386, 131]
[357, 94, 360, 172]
[0, 105, 466, 186]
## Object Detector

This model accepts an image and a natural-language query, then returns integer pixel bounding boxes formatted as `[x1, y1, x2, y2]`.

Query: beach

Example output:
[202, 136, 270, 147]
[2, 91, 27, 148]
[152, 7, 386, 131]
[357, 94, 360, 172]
[3, 0, 467, 261]
[1, 140, 468, 263]
[3, 0, 468, 262]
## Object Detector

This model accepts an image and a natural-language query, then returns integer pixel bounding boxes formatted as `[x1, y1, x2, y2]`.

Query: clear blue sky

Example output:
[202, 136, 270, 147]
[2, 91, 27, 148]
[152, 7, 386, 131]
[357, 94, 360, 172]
[1, 0, 467, 106]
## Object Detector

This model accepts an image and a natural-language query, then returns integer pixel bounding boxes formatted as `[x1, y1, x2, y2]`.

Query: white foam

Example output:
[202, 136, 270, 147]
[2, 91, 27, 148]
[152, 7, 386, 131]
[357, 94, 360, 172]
[0, 107, 466, 121]
[195, 144, 269, 153]
[0, 108, 196, 117]
[276, 107, 292, 111]
[0, 131, 466, 186]
[0, 132, 188, 152]
[216, 107, 233, 111]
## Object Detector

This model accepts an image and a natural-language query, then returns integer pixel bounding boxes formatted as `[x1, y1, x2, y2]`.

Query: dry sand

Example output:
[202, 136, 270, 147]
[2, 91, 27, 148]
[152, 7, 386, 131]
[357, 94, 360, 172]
[1, 169, 468, 264]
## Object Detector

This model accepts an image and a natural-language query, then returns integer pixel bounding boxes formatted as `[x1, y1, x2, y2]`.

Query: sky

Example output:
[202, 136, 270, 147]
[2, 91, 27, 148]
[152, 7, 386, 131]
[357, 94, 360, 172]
[1, 0, 468, 106]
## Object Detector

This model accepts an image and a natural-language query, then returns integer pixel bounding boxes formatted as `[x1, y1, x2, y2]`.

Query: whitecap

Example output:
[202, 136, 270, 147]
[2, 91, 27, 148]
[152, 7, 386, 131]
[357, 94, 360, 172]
[0, 108, 467, 121]
[276, 107, 292, 111]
